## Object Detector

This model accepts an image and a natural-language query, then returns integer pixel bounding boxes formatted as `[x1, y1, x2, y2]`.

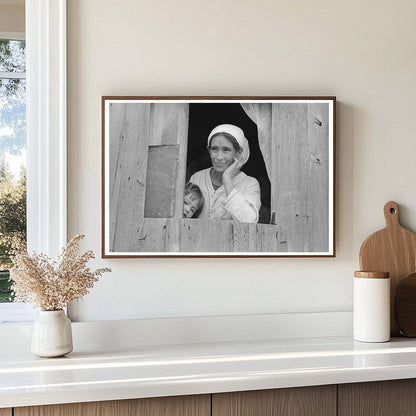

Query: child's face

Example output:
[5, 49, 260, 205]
[183, 194, 200, 218]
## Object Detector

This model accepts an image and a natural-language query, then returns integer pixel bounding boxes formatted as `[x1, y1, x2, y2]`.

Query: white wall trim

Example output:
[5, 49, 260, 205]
[0, 311, 353, 353]
[26, 0, 67, 257]
[0, 71, 25, 79]
[1, 0, 67, 324]
[0, 31, 25, 40]
[0, 303, 35, 324]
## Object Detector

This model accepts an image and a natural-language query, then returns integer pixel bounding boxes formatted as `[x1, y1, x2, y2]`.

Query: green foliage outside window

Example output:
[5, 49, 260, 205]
[0, 39, 27, 302]
[0, 162, 26, 302]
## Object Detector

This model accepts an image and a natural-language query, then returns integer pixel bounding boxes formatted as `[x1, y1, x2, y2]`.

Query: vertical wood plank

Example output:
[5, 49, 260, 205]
[180, 220, 233, 252]
[213, 386, 336, 416]
[306, 103, 329, 252]
[175, 104, 189, 220]
[108, 102, 126, 251]
[165, 218, 180, 252]
[150, 103, 182, 145]
[255, 224, 280, 252]
[339, 380, 416, 416]
[248, 223, 258, 252]
[272, 103, 308, 252]
[179, 219, 206, 252]
[276, 225, 289, 252]
[15, 395, 210, 416]
[116, 218, 167, 252]
[136, 218, 167, 252]
[233, 221, 250, 252]
[0, 409, 12, 416]
[144, 145, 179, 218]
[206, 219, 233, 252]
[149, 103, 189, 219]
[109, 103, 151, 252]
[233, 222, 284, 253]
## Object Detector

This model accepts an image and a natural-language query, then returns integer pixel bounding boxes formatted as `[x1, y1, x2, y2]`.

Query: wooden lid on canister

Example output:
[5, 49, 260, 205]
[354, 271, 390, 279]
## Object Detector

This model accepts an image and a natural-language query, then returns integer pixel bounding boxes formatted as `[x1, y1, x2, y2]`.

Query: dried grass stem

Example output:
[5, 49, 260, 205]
[10, 234, 111, 310]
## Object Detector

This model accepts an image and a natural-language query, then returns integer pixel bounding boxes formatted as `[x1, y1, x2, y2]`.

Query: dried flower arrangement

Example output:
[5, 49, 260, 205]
[10, 234, 111, 311]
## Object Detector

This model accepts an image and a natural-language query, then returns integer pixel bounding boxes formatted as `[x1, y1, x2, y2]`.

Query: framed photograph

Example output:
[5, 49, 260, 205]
[102, 96, 335, 257]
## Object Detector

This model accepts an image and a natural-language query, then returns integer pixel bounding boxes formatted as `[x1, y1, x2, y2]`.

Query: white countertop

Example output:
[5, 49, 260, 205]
[2, 336, 416, 409]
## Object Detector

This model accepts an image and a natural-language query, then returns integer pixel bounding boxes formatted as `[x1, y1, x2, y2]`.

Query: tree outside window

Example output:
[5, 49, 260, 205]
[0, 38, 26, 302]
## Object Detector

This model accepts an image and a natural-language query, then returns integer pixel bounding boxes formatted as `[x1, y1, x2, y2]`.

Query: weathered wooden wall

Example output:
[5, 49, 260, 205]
[109, 103, 189, 252]
[109, 103, 150, 252]
[122, 219, 287, 253]
[306, 103, 329, 252]
[271, 103, 329, 252]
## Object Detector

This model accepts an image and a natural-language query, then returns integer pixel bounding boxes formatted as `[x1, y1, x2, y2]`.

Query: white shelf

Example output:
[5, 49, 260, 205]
[2, 336, 416, 408]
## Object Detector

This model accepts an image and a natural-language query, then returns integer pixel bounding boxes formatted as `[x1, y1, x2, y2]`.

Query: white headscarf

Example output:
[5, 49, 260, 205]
[207, 124, 250, 165]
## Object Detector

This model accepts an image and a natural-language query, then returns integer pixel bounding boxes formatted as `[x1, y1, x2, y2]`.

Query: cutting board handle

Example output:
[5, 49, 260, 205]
[384, 201, 400, 228]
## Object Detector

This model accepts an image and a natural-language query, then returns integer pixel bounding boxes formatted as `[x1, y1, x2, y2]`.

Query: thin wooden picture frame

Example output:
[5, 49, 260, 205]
[102, 96, 336, 258]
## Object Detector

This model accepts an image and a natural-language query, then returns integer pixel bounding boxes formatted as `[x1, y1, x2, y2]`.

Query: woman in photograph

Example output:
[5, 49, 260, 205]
[189, 124, 261, 223]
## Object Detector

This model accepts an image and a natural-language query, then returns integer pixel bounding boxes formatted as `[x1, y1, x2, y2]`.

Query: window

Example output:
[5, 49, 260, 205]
[0, 0, 67, 323]
[0, 37, 26, 306]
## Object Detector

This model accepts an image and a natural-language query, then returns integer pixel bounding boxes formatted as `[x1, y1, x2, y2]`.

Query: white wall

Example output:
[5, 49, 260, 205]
[0, 4, 24, 33]
[67, 0, 416, 321]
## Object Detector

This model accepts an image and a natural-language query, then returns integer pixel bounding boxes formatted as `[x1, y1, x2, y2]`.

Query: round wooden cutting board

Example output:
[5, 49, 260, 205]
[359, 201, 416, 336]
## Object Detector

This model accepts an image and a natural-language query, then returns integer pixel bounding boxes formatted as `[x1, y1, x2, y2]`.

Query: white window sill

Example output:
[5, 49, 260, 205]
[0, 303, 35, 324]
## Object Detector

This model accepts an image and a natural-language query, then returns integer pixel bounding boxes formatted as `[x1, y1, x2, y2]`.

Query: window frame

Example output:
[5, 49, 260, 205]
[0, 0, 67, 323]
[0, 32, 27, 313]
[0, 31, 25, 41]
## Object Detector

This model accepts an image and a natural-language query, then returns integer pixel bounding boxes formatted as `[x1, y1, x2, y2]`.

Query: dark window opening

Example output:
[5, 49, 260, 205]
[186, 103, 271, 224]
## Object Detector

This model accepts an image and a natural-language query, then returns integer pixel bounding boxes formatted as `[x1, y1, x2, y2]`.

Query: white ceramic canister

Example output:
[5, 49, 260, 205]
[353, 271, 390, 342]
[31, 310, 73, 357]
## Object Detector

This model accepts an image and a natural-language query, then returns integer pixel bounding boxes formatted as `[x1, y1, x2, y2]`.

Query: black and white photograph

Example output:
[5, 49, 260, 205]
[102, 97, 335, 257]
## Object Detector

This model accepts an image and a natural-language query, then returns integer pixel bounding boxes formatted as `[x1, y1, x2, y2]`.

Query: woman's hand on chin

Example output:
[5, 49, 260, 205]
[223, 158, 243, 195]
[223, 157, 243, 180]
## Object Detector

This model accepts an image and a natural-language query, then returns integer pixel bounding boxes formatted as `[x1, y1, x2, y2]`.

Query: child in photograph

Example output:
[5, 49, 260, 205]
[183, 182, 204, 218]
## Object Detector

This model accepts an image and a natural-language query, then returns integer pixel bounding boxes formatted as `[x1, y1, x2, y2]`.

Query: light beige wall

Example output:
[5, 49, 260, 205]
[67, 0, 416, 321]
[0, 5, 24, 33]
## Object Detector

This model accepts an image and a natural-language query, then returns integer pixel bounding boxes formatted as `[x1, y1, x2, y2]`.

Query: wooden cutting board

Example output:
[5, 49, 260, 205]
[359, 201, 416, 335]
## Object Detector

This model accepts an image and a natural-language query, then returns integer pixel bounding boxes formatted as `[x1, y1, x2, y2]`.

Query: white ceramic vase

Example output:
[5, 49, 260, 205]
[31, 310, 73, 357]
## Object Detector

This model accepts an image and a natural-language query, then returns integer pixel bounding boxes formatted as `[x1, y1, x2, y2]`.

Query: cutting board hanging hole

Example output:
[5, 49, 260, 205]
[384, 201, 400, 227]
